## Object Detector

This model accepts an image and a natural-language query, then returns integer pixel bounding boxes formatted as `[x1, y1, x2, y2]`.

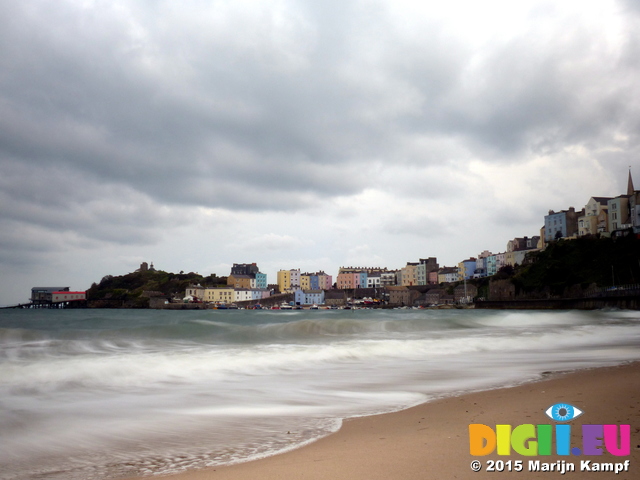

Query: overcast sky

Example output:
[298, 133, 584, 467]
[1, 0, 640, 305]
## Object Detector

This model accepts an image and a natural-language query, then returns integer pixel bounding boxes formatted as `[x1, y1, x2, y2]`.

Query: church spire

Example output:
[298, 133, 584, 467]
[628, 167, 635, 196]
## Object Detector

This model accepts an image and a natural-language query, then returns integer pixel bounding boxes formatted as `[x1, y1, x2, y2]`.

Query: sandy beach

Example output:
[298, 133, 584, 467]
[126, 361, 639, 480]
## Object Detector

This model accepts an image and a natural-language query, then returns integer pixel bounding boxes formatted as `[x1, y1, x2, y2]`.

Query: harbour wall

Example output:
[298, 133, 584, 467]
[476, 295, 640, 310]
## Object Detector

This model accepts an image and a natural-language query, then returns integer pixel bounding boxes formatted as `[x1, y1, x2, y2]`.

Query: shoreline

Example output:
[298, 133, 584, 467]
[123, 361, 640, 480]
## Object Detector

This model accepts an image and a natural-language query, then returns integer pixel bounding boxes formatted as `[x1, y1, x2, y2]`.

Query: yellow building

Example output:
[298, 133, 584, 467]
[203, 287, 235, 304]
[277, 270, 291, 293]
[300, 274, 311, 290]
[578, 215, 598, 237]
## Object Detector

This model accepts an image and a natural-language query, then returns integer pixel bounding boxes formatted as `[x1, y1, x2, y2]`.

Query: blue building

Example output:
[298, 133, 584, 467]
[294, 289, 325, 305]
[458, 259, 476, 281]
[255, 272, 267, 289]
[544, 207, 581, 241]
[486, 255, 498, 277]
[309, 274, 320, 290]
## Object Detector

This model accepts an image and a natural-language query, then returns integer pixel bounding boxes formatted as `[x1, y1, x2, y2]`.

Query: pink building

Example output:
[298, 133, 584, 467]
[52, 291, 86, 303]
[318, 273, 333, 290]
[337, 272, 359, 289]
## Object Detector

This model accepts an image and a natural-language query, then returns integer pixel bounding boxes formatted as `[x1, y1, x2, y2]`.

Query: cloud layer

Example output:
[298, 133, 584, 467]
[2, 0, 640, 304]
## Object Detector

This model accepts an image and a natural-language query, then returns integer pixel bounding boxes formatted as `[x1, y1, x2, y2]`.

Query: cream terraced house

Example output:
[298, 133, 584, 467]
[203, 287, 235, 304]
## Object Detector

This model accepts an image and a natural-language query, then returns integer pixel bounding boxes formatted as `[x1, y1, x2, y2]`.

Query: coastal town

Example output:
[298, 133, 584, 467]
[158, 170, 640, 308]
[16, 171, 640, 311]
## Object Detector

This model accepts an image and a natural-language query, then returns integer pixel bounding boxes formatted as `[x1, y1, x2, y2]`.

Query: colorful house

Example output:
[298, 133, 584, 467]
[457, 259, 476, 281]
[544, 207, 583, 241]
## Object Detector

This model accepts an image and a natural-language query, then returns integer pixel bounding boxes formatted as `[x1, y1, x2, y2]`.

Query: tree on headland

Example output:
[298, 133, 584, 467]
[510, 234, 640, 297]
[86, 268, 227, 308]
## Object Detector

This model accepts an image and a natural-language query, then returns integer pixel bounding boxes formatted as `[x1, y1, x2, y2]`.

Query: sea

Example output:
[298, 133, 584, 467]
[1, 307, 639, 480]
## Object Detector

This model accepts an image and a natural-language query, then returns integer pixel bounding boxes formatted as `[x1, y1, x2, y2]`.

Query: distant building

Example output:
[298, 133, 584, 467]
[399, 262, 419, 286]
[231, 263, 259, 276]
[294, 289, 325, 305]
[438, 267, 458, 284]
[387, 286, 420, 306]
[578, 197, 611, 237]
[628, 170, 640, 234]
[454, 284, 477, 303]
[474, 251, 492, 278]
[228, 263, 267, 289]
[250, 288, 271, 300]
[457, 259, 476, 281]
[544, 207, 583, 241]
[51, 291, 86, 303]
[302, 271, 333, 290]
[608, 195, 631, 233]
[135, 262, 156, 272]
[185, 285, 205, 300]
[227, 274, 253, 289]
[254, 272, 267, 289]
[423, 289, 445, 305]
[367, 273, 381, 288]
[202, 287, 234, 304]
[337, 267, 378, 289]
[234, 289, 253, 303]
[277, 268, 301, 293]
[416, 258, 439, 285]
[380, 271, 397, 286]
[505, 250, 528, 267]
[486, 254, 497, 277]
[578, 215, 598, 237]
[506, 237, 540, 252]
[336, 271, 355, 289]
[31, 287, 69, 304]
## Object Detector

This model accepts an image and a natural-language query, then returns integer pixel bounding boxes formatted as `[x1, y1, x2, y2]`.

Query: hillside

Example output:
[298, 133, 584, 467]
[86, 269, 227, 308]
[510, 234, 640, 297]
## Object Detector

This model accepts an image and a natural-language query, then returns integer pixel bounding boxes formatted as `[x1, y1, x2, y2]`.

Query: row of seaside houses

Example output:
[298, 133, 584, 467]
[185, 171, 640, 304]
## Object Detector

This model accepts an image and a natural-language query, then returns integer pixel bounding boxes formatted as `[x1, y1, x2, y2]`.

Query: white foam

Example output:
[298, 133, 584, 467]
[1, 309, 639, 480]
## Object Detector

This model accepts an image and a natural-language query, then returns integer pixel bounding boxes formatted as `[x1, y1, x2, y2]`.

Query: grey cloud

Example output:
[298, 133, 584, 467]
[0, 162, 179, 264]
[3, 0, 640, 234]
[1, 1, 386, 212]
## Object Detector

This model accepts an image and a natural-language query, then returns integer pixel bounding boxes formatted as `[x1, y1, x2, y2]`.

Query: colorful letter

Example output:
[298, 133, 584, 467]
[604, 425, 630, 456]
[537, 424, 552, 455]
[469, 424, 496, 456]
[511, 424, 537, 456]
[496, 424, 512, 455]
[556, 424, 571, 455]
[583, 424, 604, 455]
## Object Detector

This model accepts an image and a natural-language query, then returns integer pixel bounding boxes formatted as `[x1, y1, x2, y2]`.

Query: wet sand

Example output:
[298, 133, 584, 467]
[126, 361, 639, 480]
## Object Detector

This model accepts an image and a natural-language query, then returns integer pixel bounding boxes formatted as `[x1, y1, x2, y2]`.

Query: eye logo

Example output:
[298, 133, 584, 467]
[545, 403, 583, 422]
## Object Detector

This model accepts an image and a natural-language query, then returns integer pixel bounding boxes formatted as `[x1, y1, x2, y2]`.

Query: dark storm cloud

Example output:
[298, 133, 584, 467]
[0, 0, 384, 213]
[3, 0, 640, 250]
